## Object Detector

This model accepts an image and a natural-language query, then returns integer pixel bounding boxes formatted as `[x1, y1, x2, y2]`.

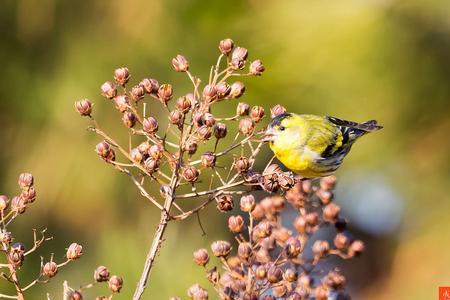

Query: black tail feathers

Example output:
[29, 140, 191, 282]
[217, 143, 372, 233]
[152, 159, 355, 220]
[361, 120, 383, 132]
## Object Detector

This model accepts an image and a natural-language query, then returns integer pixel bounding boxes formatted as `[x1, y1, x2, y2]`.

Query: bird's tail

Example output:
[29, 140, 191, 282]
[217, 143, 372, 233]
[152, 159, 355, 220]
[360, 120, 383, 132]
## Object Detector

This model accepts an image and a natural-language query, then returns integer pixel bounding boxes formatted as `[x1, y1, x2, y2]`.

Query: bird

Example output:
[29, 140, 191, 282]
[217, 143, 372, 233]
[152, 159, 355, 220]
[263, 113, 382, 178]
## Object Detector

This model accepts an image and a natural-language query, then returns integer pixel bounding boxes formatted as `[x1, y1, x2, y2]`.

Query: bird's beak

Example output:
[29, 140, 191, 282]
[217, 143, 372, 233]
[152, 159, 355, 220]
[262, 128, 276, 142]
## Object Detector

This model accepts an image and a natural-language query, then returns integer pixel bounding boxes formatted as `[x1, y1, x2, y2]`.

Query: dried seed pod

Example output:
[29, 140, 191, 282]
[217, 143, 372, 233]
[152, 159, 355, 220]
[273, 227, 291, 243]
[270, 104, 287, 118]
[226, 256, 240, 269]
[239, 195, 256, 212]
[143, 117, 159, 133]
[168, 110, 184, 127]
[315, 286, 329, 300]
[298, 273, 312, 288]
[7, 247, 24, 268]
[324, 271, 346, 289]
[187, 283, 208, 300]
[219, 38, 234, 55]
[114, 67, 130, 86]
[11, 196, 27, 214]
[157, 84, 173, 103]
[227, 215, 244, 233]
[334, 233, 351, 250]
[176, 96, 192, 113]
[202, 84, 217, 102]
[278, 172, 295, 190]
[238, 118, 255, 135]
[43, 261, 58, 278]
[114, 95, 129, 112]
[0, 195, 8, 211]
[284, 268, 298, 282]
[108, 275, 123, 293]
[262, 172, 279, 193]
[232, 46, 248, 61]
[251, 204, 265, 220]
[216, 82, 231, 99]
[305, 212, 319, 227]
[254, 221, 272, 239]
[183, 166, 200, 183]
[130, 148, 143, 163]
[229, 58, 245, 70]
[285, 187, 305, 208]
[250, 106, 265, 123]
[193, 112, 204, 126]
[94, 266, 110, 282]
[75, 99, 92, 116]
[197, 125, 212, 141]
[101, 81, 117, 99]
[348, 240, 365, 256]
[216, 194, 234, 212]
[95, 141, 115, 162]
[267, 264, 283, 283]
[293, 216, 307, 233]
[66, 243, 83, 260]
[21, 187, 36, 203]
[183, 137, 198, 155]
[144, 158, 160, 174]
[211, 240, 231, 257]
[323, 202, 340, 223]
[320, 175, 337, 190]
[317, 189, 333, 205]
[249, 59, 265, 76]
[203, 113, 216, 127]
[255, 265, 267, 279]
[18, 173, 34, 189]
[237, 242, 252, 260]
[285, 237, 302, 258]
[229, 81, 245, 98]
[140, 78, 159, 94]
[213, 123, 227, 139]
[130, 85, 145, 102]
[149, 144, 164, 160]
[122, 112, 137, 128]
[312, 240, 330, 258]
[172, 54, 189, 72]
[235, 156, 250, 173]
[201, 152, 216, 168]
[193, 248, 209, 266]
[68, 291, 83, 300]
[273, 284, 288, 298]
[236, 102, 250, 116]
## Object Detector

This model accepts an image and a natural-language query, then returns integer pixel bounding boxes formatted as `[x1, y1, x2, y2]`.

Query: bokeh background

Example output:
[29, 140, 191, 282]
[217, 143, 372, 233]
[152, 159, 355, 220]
[0, 0, 449, 299]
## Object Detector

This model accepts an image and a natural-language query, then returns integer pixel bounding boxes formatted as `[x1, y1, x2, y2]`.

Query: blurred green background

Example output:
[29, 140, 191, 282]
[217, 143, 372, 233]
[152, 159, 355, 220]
[0, 0, 449, 299]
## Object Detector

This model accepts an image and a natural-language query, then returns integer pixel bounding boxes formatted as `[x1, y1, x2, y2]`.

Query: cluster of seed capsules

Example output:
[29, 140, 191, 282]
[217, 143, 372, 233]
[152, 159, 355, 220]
[65, 265, 124, 300]
[178, 176, 365, 300]
[74, 38, 273, 208]
[0, 174, 122, 299]
[0, 173, 79, 298]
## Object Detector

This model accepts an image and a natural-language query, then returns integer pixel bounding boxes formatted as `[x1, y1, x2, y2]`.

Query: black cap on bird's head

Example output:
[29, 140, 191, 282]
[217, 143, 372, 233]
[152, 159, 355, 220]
[268, 113, 292, 128]
[263, 112, 292, 142]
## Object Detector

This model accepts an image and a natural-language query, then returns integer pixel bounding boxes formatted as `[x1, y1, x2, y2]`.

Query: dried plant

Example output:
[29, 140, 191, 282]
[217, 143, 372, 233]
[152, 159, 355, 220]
[62, 265, 123, 300]
[75, 38, 365, 300]
[0, 173, 80, 299]
[184, 176, 364, 300]
[0, 173, 123, 300]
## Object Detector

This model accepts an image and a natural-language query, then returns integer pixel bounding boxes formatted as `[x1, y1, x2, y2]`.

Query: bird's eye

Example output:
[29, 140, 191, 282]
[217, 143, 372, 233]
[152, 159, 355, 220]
[279, 126, 286, 131]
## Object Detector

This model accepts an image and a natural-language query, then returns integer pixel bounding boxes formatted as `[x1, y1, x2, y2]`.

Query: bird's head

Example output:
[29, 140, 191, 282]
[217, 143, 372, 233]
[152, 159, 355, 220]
[263, 113, 299, 147]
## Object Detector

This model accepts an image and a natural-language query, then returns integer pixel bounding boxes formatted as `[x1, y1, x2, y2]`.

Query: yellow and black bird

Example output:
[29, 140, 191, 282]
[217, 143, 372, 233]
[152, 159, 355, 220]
[264, 113, 382, 178]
